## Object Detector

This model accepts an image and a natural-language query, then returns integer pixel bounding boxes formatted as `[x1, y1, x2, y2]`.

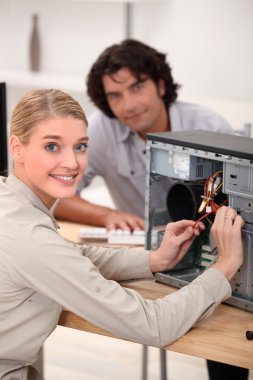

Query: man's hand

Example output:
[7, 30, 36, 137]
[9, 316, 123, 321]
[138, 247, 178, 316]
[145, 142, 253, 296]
[211, 206, 244, 280]
[149, 220, 205, 273]
[104, 209, 144, 230]
[54, 196, 144, 230]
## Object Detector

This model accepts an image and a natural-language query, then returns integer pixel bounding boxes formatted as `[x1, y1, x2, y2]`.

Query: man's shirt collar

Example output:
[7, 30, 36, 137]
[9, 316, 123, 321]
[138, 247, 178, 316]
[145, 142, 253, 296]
[115, 120, 136, 142]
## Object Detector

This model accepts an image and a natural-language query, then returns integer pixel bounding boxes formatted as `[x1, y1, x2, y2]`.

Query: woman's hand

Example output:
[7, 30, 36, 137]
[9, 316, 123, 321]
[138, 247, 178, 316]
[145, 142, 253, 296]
[211, 206, 244, 280]
[149, 220, 205, 273]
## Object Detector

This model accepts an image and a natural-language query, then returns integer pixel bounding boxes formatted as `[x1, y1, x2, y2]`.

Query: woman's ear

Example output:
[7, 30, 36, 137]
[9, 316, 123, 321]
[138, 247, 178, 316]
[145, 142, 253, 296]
[9, 135, 24, 163]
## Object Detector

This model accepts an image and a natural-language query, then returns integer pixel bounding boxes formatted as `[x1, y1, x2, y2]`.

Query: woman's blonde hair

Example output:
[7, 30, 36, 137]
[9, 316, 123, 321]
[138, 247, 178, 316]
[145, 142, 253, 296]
[10, 89, 88, 143]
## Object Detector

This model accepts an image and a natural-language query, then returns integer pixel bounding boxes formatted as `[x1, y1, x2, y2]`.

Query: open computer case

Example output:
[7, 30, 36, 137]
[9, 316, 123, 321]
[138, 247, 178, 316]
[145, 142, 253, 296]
[145, 130, 253, 312]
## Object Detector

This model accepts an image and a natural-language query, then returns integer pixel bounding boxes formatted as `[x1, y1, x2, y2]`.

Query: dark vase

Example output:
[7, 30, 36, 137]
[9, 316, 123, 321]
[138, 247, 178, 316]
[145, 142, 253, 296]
[29, 14, 40, 72]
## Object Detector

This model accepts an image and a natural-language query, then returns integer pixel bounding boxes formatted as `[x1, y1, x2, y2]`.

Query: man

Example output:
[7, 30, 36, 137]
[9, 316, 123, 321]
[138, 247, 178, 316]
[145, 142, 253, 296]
[55, 39, 249, 380]
[55, 39, 231, 230]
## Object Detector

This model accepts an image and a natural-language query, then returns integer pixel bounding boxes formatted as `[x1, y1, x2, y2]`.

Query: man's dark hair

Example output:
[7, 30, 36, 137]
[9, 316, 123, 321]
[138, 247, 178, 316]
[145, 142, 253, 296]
[87, 39, 180, 118]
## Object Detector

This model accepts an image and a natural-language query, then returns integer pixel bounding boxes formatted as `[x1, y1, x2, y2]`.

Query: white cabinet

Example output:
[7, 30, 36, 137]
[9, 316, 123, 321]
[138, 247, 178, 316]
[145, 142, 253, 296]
[0, 69, 84, 93]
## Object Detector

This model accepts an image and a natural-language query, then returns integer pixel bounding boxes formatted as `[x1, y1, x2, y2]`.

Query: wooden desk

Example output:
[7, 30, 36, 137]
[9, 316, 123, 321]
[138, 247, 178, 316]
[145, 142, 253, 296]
[57, 221, 253, 369]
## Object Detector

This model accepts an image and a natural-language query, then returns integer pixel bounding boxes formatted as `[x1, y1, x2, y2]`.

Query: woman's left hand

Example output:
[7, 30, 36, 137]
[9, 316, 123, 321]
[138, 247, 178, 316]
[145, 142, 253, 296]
[149, 220, 205, 273]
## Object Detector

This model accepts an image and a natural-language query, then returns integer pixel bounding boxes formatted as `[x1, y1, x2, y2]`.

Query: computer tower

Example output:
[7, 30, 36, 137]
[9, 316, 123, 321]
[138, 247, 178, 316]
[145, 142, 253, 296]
[145, 130, 253, 312]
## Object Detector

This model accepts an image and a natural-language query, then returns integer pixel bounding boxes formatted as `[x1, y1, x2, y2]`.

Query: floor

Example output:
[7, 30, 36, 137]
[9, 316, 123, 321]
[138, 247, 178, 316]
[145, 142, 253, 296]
[44, 326, 208, 380]
[43, 326, 253, 380]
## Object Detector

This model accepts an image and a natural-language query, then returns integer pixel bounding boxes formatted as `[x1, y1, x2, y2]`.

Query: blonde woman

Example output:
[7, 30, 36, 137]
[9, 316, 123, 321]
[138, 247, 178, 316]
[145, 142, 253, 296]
[0, 89, 244, 380]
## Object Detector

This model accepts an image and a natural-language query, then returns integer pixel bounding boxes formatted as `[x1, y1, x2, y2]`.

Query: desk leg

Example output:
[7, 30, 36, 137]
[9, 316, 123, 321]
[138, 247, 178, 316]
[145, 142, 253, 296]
[160, 349, 167, 380]
[142, 346, 168, 380]
[141, 345, 148, 380]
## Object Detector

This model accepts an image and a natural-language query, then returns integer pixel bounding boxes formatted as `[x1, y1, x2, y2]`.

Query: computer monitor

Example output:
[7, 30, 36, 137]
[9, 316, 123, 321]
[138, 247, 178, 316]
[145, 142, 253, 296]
[0, 82, 8, 175]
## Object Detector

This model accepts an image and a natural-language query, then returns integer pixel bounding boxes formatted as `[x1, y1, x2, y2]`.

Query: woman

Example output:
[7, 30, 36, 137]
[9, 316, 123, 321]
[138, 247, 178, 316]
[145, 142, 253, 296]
[0, 89, 244, 379]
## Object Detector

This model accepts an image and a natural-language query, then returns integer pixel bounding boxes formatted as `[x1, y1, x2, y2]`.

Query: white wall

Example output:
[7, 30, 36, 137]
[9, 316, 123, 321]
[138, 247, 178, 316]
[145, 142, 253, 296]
[0, 0, 252, 129]
[133, 0, 253, 129]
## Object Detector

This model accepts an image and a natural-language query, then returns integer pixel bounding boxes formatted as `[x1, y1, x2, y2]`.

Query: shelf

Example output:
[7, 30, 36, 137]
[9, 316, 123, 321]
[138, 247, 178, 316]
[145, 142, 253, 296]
[0, 69, 85, 94]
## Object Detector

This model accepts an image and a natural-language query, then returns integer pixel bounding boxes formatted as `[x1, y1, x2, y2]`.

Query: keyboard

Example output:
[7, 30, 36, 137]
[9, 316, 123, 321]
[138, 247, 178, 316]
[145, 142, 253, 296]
[79, 227, 145, 245]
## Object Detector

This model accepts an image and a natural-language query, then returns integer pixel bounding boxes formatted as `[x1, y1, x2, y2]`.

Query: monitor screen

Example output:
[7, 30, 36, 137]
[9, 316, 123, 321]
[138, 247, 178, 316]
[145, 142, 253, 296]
[0, 82, 8, 175]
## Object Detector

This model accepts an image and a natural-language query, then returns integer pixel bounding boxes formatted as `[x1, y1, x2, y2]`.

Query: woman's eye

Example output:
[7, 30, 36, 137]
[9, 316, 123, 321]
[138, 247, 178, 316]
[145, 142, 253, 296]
[75, 143, 88, 153]
[45, 143, 58, 152]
